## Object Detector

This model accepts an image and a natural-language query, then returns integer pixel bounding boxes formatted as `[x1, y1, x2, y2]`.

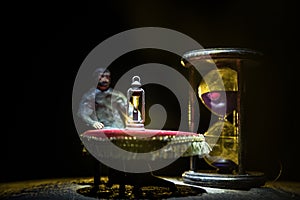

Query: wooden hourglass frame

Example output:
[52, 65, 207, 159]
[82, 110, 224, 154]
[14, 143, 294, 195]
[181, 48, 266, 189]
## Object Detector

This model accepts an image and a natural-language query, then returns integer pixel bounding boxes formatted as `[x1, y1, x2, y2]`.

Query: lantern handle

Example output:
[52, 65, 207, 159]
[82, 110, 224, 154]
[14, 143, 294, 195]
[132, 76, 140, 82]
[131, 76, 141, 88]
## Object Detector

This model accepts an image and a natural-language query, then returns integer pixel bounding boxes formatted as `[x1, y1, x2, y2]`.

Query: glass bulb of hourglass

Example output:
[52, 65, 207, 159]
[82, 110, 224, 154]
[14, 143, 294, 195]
[199, 67, 238, 118]
[199, 66, 238, 174]
[204, 120, 238, 174]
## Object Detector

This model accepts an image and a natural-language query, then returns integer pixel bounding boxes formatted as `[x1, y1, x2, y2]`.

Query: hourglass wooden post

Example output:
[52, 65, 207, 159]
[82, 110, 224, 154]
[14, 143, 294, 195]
[236, 59, 245, 175]
[188, 65, 196, 171]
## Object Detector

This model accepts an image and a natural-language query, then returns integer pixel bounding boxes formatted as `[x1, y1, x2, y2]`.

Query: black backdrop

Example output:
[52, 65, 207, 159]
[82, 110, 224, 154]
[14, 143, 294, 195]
[2, 1, 298, 182]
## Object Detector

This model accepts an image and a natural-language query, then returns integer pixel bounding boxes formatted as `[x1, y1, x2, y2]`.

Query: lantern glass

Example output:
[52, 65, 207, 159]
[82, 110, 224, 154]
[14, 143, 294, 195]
[126, 76, 145, 130]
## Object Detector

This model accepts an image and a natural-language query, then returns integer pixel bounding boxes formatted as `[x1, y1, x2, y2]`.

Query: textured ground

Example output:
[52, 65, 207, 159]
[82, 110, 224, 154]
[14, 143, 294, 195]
[0, 177, 299, 200]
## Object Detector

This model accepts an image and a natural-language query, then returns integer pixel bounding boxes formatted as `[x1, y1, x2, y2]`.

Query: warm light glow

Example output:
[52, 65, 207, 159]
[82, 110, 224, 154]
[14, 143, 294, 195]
[198, 67, 238, 95]
[180, 60, 186, 67]
[132, 95, 140, 109]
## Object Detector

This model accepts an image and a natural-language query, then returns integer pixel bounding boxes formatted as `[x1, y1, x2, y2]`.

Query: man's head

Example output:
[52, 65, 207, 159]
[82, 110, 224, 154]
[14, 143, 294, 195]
[93, 68, 111, 91]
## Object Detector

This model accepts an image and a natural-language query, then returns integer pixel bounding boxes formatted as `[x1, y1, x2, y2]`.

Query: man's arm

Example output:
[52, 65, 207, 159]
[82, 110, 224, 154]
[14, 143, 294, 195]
[77, 89, 104, 129]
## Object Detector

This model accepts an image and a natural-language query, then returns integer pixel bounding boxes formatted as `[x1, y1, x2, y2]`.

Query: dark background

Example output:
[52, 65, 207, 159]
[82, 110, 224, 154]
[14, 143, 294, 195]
[2, 1, 298, 183]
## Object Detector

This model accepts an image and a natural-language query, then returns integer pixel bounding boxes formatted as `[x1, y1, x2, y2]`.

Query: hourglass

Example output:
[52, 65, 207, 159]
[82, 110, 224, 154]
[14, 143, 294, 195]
[199, 67, 238, 174]
[181, 48, 266, 189]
